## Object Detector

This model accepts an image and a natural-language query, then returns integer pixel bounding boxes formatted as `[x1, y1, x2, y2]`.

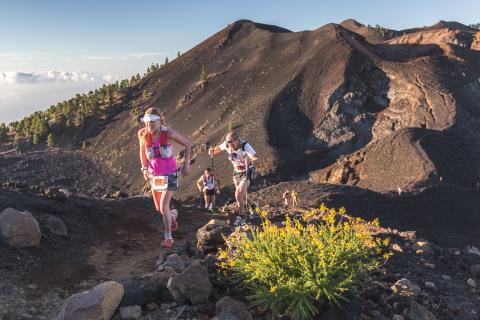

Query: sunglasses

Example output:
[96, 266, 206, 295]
[226, 139, 237, 144]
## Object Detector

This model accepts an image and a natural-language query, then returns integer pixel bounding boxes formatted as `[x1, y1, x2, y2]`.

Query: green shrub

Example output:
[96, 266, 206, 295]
[218, 205, 391, 320]
[200, 65, 207, 81]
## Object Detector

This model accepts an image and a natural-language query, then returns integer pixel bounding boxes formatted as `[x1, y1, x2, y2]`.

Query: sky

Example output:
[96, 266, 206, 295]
[1, 0, 479, 123]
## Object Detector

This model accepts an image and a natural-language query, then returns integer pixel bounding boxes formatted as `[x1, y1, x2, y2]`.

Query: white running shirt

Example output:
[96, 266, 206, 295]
[219, 140, 256, 173]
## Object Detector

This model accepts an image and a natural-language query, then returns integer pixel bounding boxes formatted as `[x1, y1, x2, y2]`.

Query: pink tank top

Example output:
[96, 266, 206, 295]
[148, 137, 177, 176]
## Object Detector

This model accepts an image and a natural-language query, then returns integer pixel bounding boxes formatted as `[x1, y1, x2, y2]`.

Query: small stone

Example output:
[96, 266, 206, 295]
[216, 296, 252, 320]
[393, 301, 409, 313]
[424, 282, 436, 290]
[424, 263, 435, 269]
[392, 243, 403, 253]
[408, 301, 436, 320]
[119, 305, 142, 319]
[39, 214, 68, 236]
[470, 264, 480, 277]
[27, 284, 38, 290]
[467, 278, 477, 288]
[441, 274, 451, 281]
[146, 302, 158, 311]
[412, 240, 432, 254]
[162, 254, 185, 273]
[392, 315, 404, 320]
[453, 249, 461, 255]
[160, 302, 176, 310]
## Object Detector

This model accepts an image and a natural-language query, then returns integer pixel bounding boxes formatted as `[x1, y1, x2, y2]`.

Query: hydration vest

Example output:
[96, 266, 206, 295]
[203, 175, 215, 190]
[228, 140, 251, 171]
[145, 126, 173, 160]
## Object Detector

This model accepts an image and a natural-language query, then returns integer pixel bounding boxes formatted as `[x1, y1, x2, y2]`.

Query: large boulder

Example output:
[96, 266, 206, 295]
[37, 214, 68, 236]
[118, 305, 142, 319]
[51, 281, 124, 320]
[391, 278, 421, 298]
[120, 277, 171, 307]
[160, 254, 185, 273]
[167, 261, 213, 304]
[196, 222, 233, 253]
[0, 208, 41, 247]
[153, 266, 178, 287]
[216, 296, 252, 320]
[408, 301, 437, 320]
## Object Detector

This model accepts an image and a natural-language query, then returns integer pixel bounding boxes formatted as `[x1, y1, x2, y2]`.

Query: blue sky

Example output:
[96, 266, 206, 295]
[1, 0, 479, 123]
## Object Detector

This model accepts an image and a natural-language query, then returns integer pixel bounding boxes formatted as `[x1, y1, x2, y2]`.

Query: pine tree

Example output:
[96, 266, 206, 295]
[107, 90, 114, 107]
[33, 133, 39, 145]
[164, 57, 169, 65]
[14, 132, 21, 147]
[200, 65, 207, 81]
[0, 123, 8, 144]
[177, 51, 181, 58]
[130, 101, 141, 127]
[46, 133, 55, 148]
[142, 89, 149, 102]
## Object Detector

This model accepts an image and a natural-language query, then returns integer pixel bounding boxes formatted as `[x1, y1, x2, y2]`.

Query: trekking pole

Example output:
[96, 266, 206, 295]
[244, 156, 250, 219]
[205, 141, 213, 171]
[211, 152, 214, 172]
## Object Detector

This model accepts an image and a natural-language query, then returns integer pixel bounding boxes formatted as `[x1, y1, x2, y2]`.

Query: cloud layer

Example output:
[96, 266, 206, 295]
[0, 71, 115, 85]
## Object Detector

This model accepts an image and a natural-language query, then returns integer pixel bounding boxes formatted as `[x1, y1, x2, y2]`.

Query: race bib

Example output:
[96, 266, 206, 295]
[151, 175, 169, 191]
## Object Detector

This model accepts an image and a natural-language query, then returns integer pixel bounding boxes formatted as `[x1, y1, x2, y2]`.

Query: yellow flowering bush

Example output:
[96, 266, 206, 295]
[218, 205, 391, 320]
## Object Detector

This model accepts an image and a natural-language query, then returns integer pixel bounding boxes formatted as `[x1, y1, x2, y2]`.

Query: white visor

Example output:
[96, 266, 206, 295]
[141, 114, 161, 122]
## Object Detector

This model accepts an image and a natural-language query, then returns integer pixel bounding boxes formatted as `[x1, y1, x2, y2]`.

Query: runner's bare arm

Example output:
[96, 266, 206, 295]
[167, 127, 191, 176]
[138, 129, 149, 180]
[196, 176, 204, 191]
[137, 129, 148, 169]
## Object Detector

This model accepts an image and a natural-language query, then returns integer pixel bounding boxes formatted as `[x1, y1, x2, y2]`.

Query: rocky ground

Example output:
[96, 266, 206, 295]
[0, 188, 211, 319]
[1, 183, 480, 320]
[0, 149, 127, 199]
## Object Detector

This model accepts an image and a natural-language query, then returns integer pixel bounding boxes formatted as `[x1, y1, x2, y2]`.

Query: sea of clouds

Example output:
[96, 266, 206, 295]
[0, 71, 115, 85]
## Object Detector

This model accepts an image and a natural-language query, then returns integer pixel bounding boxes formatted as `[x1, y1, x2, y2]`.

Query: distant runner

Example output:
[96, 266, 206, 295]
[282, 190, 291, 207]
[208, 132, 257, 216]
[291, 189, 298, 207]
[196, 168, 221, 210]
[138, 107, 191, 248]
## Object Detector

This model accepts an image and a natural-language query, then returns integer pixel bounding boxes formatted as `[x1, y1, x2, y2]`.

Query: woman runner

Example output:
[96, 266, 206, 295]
[138, 107, 191, 248]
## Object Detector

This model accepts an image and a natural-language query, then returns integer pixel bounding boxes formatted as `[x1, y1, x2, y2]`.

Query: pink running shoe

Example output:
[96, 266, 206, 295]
[161, 238, 173, 248]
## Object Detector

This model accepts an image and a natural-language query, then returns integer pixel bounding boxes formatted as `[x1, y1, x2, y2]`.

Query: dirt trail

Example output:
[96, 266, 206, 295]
[0, 191, 213, 319]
